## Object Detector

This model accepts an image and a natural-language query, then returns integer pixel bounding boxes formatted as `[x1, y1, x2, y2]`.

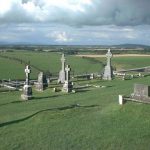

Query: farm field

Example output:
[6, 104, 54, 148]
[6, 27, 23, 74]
[0, 51, 103, 79]
[0, 51, 150, 79]
[0, 51, 150, 150]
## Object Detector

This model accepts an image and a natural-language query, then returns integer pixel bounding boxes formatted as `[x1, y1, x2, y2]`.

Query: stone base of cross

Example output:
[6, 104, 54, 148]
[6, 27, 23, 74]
[62, 81, 73, 93]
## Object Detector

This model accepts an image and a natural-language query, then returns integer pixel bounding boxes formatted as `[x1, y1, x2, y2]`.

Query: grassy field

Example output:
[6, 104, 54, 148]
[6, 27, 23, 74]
[0, 51, 103, 79]
[93, 56, 150, 70]
[0, 51, 149, 79]
[0, 51, 150, 150]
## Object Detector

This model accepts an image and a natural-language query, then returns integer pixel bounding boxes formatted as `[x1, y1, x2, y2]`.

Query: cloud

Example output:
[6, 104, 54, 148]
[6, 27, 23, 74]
[0, 0, 150, 26]
[0, 23, 150, 45]
[47, 31, 73, 43]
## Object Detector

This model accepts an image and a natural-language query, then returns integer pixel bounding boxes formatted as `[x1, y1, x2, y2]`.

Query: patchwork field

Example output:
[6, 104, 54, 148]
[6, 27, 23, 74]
[0, 51, 150, 150]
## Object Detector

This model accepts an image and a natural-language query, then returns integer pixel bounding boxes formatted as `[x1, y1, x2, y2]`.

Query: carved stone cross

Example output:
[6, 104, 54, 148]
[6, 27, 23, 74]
[25, 65, 31, 85]
[106, 49, 112, 66]
[65, 65, 71, 81]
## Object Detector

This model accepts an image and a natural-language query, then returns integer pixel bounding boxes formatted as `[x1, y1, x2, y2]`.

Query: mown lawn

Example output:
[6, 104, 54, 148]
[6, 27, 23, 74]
[0, 76, 150, 150]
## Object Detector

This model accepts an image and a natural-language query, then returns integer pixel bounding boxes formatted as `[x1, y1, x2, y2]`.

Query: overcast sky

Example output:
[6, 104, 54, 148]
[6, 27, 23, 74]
[0, 0, 150, 45]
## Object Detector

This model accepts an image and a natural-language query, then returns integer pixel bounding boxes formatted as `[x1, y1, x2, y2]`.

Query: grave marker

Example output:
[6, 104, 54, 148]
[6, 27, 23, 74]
[62, 65, 73, 93]
[35, 72, 48, 91]
[58, 53, 66, 83]
[103, 49, 113, 80]
[21, 65, 32, 100]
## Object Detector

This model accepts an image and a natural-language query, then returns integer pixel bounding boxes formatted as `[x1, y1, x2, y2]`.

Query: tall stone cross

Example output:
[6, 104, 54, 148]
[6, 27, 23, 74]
[61, 53, 66, 71]
[65, 65, 71, 82]
[106, 49, 112, 67]
[25, 65, 31, 85]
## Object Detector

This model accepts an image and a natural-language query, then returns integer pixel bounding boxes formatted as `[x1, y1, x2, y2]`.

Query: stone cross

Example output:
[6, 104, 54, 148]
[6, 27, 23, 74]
[106, 49, 112, 67]
[103, 49, 113, 80]
[25, 65, 31, 85]
[61, 53, 66, 71]
[65, 65, 71, 81]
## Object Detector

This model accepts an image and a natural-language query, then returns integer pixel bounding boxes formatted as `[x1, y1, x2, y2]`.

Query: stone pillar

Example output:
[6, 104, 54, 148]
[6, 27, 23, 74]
[119, 95, 124, 105]
[103, 49, 113, 80]
[21, 65, 32, 100]
[62, 65, 73, 93]
[58, 53, 66, 83]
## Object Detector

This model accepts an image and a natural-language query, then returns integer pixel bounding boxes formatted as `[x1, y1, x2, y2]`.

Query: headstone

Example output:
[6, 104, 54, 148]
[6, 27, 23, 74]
[103, 49, 113, 80]
[21, 65, 32, 100]
[131, 84, 150, 101]
[35, 72, 48, 91]
[62, 65, 73, 93]
[58, 53, 66, 83]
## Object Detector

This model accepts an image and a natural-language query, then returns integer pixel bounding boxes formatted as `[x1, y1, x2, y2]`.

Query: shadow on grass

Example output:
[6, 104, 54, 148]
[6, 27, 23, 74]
[0, 95, 60, 107]
[0, 101, 22, 107]
[75, 89, 90, 93]
[33, 95, 59, 100]
[0, 104, 98, 128]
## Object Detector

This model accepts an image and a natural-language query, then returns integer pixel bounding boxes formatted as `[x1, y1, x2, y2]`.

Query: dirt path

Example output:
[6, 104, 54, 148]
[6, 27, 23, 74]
[76, 54, 150, 58]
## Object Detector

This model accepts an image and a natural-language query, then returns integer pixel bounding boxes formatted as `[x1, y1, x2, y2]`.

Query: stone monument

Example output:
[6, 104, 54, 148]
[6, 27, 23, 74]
[58, 53, 66, 84]
[35, 72, 48, 91]
[21, 65, 32, 100]
[131, 84, 150, 101]
[62, 65, 73, 93]
[103, 49, 113, 80]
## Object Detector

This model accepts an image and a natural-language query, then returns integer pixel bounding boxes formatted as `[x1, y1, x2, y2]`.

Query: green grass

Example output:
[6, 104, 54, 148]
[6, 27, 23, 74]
[0, 51, 150, 150]
[0, 77, 150, 150]
[0, 51, 103, 79]
[94, 56, 150, 70]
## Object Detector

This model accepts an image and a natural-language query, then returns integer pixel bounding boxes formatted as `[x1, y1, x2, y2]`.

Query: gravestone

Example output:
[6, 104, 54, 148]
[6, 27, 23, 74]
[35, 72, 48, 91]
[58, 53, 66, 83]
[62, 65, 73, 93]
[131, 84, 150, 101]
[21, 65, 32, 100]
[103, 49, 113, 80]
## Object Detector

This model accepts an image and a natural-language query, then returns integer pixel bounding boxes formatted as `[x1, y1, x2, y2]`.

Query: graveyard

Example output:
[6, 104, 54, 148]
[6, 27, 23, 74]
[0, 49, 150, 149]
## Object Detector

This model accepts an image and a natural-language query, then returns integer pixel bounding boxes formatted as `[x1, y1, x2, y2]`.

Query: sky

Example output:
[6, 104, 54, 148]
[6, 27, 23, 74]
[0, 0, 150, 45]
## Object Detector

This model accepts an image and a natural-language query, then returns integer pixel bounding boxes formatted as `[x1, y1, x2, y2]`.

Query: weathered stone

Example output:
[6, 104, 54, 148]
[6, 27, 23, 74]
[90, 73, 94, 80]
[35, 72, 48, 91]
[21, 85, 32, 100]
[133, 84, 150, 97]
[62, 81, 73, 93]
[58, 53, 66, 84]
[21, 65, 32, 100]
[119, 95, 125, 105]
[62, 65, 73, 93]
[103, 49, 113, 80]
[131, 84, 150, 101]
